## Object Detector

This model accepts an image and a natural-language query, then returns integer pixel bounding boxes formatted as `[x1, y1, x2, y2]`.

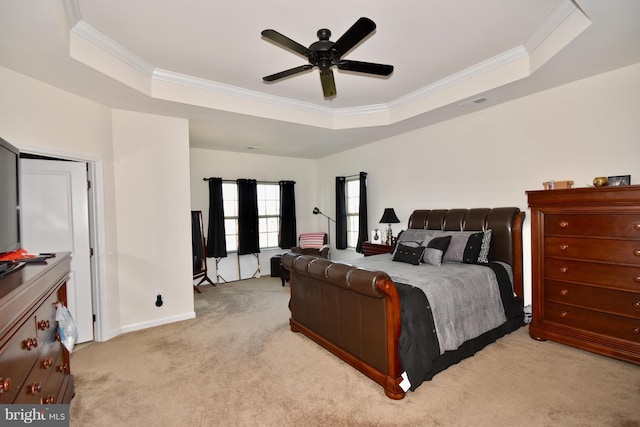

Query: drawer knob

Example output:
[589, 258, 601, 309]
[634, 275, 640, 283]
[634, 223, 640, 230]
[57, 363, 69, 373]
[634, 301, 640, 309]
[38, 320, 50, 331]
[559, 221, 569, 228]
[560, 311, 568, 318]
[634, 327, 640, 335]
[23, 337, 38, 351]
[559, 244, 569, 251]
[560, 289, 569, 296]
[634, 249, 640, 257]
[0, 377, 10, 394]
[41, 395, 56, 404]
[28, 382, 42, 395]
[560, 266, 568, 273]
[42, 357, 54, 369]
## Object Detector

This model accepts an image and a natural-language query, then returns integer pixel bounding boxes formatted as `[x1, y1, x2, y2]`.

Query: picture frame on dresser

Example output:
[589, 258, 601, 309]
[607, 175, 631, 186]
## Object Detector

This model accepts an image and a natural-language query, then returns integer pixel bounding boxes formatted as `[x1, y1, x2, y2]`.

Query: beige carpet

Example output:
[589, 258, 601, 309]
[69, 277, 640, 427]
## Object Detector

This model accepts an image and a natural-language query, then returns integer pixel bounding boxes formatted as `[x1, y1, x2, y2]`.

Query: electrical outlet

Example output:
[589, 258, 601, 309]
[155, 290, 163, 307]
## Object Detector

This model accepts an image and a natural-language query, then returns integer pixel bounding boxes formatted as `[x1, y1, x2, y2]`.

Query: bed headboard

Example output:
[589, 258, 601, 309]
[407, 207, 525, 298]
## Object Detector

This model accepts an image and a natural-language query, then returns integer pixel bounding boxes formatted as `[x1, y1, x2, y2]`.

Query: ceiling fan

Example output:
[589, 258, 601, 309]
[261, 17, 394, 98]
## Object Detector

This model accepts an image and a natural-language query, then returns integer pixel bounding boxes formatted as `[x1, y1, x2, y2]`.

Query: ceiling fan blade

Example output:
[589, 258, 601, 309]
[261, 29, 311, 57]
[332, 17, 376, 56]
[337, 60, 394, 76]
[263, 65, 314, 82]
[320, 69, 337, 97]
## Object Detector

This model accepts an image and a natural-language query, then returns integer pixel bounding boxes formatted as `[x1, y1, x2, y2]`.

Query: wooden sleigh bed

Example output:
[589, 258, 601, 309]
[281, 207, 525, 400]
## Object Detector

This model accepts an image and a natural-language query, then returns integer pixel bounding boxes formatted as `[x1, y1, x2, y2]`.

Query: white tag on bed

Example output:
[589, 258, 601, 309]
[399, 371, 411, 392]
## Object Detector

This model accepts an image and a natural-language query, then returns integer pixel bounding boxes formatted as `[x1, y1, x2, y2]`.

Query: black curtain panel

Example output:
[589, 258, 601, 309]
[206, 178, 227, 258]
[237, 178, 260, 255]
[278, 180, 297, 249]
[356, 171, 368, 253]
[335, 176, 347, 249]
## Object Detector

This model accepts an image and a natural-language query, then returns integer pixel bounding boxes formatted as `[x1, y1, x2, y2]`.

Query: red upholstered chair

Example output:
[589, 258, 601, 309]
[281, 232, 329, 286]
[291, 232, 329, 258]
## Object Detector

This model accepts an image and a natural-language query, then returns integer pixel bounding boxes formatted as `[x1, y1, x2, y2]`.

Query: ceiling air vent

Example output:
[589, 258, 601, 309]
[459, 97, 488, 108]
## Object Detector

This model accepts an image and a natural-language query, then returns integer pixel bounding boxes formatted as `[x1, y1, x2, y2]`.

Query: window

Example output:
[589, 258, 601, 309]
[346, 177, 360, 248]
[222, 182, 280, 252]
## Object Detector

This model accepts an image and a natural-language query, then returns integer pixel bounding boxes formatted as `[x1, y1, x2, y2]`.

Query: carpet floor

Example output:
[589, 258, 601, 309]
[69, 277, 640, 426]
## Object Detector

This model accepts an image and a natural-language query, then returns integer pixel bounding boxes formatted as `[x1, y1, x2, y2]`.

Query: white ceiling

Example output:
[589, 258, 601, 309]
[1, 0, 639, 158]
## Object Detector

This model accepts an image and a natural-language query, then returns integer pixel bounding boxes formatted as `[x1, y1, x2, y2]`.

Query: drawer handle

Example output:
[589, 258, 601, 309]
[23, 337, 38, 351]
[0, 377, 10, 394]
[634, 301, 640, 309]
[57, 363, 69, 373]
[42, 357, 54, 369]
[41, 395, 56, 404]
[38, 320, 50, 331]
[560, 266, 568, 273]
[634, 223, 640, 231]
[635, 327, 640, 335]
[559, 221, 569, 228]
[560, 311, 568, 318]
[635, 249, 640, 257]
[634, 275, 640, 283]
[560, 289, 569, 296]
[559, 244, 569, 251]
[28, 382, 42, 395]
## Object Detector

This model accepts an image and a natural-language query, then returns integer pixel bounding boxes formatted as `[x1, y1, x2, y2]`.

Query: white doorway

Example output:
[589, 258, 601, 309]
[20, 157, 95, 343]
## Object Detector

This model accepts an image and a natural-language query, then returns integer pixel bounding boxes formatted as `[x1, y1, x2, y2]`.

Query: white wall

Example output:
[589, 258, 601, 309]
[316, 63, 640, 304]
[0, 66, 195, 340]
[189, 148, 319, 279]
[112, 110, 194, 332]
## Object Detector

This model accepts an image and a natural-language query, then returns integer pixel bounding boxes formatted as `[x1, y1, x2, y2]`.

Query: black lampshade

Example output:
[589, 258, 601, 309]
[313, 207, 320, 215]
[379, 208, 400, 224]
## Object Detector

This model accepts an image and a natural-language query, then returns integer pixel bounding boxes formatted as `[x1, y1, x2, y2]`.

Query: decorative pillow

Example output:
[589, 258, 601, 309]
[392, 243, 425, 265]
[425, 230, 488, 263]
[393, 229, 430, 256]
[421, 236, 451, 266]
[462, 232, 484, 264]
[299, 232, 326, 249]
[477, 229, 492, 263]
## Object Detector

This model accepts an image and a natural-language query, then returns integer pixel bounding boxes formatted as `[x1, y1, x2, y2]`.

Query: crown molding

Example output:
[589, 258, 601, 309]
[65, 0, 588, 130]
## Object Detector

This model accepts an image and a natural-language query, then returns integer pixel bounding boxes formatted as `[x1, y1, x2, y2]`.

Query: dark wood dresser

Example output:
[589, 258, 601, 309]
[527, 186, 640, 364]
[0, 253, 75, 403]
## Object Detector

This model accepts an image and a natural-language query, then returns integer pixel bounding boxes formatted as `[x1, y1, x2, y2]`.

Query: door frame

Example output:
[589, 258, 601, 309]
[19, 144, 108, 342]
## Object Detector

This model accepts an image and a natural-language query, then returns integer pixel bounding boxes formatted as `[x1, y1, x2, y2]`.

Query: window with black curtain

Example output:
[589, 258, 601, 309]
[278, 180, 297, 249]
[356, 172, 368, 253]
[236, 179, 260, 255]
[206, 177, 227, 258]
[335, 177, 347, 249]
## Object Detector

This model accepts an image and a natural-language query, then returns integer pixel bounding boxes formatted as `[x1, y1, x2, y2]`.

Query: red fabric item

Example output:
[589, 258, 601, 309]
[0, 248, 37, 261]
[299, 232, 326, 249]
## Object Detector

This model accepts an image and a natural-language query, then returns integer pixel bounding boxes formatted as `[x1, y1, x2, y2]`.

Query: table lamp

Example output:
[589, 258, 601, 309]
[379, 208, 400, 246]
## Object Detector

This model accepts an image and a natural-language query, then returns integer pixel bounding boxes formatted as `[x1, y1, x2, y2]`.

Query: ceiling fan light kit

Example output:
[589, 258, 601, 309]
[262, 17, 394, 98]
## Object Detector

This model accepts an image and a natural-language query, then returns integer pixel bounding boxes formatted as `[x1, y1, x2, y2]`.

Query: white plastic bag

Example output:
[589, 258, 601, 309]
[56, 304, 78, 353]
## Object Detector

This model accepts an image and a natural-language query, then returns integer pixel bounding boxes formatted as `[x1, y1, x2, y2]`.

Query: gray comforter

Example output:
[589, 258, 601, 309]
[349, 254, 507, 353]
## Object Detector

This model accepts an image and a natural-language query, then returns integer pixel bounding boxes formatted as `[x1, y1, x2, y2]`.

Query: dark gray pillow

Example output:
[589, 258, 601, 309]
[392, 243, 425, 265]
[422, 236, 451, 266]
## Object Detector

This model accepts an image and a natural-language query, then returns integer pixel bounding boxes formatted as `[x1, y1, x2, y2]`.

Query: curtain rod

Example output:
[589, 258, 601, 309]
[202, 177, 283, 185]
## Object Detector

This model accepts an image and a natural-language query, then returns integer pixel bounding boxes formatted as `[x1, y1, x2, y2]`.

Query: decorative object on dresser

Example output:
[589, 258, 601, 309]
[527, 185, 640, 365]
[608, 175, 631, 186]
[361, 241, 393, 257]
[379, 208, 400, 246]
[542, 180, 574, 190]
[0, 252, 75, 404]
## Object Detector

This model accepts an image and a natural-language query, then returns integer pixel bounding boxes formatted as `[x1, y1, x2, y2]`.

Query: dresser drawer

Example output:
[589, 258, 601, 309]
[545, 280, 640, 318]
[545, 214, 640, 238]
[0, 316, 40, 404]
[13, 341, 64, 404]
[34, 291, 59, 343]
[545, 258, 640, 292]
[545, 301, 640, 342]
[545, 236, 640, 265]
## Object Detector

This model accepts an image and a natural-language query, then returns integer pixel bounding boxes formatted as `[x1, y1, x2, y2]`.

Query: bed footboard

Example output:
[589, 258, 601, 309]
[281, 253, 406, 399]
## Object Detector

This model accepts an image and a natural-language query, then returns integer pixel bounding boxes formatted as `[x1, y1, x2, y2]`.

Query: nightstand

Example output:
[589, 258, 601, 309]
[362, 242, 393, 257]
